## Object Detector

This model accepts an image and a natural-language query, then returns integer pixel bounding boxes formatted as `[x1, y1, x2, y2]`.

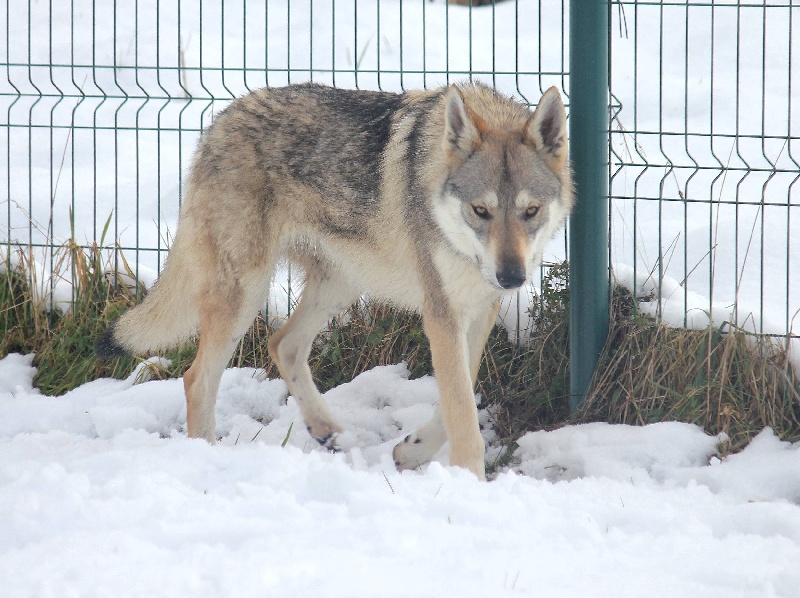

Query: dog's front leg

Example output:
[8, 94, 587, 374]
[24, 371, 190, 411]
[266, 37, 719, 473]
[423, 306, 486, 481]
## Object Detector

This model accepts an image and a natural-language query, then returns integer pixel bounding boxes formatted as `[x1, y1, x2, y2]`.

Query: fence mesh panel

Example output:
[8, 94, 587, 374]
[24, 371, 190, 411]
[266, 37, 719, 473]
[1, 0, 797, 341]
[609, 0, 799, 339]
[1, 0, 568, 328]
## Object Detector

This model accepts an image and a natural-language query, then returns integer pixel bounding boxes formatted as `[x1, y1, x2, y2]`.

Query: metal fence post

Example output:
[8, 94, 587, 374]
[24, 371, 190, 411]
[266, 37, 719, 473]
[568, 0, 610, 413]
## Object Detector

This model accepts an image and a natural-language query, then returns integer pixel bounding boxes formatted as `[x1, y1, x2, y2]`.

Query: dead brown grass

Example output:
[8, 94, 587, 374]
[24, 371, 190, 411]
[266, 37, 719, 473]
[579, 288, 800, 453]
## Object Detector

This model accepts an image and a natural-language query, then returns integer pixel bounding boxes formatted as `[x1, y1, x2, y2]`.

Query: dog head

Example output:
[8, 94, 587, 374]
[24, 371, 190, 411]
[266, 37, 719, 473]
[434, 85, 574, 291]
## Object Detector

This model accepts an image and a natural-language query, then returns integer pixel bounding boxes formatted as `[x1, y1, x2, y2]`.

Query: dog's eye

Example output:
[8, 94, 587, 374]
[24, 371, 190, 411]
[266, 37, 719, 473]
[524, 206, 540, 220]
[472, 204, 491, 220]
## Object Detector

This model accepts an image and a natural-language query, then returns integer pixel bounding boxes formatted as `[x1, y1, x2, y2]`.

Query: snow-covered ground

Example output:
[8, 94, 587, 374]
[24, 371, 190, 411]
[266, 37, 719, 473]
[1, 352, 799, 597]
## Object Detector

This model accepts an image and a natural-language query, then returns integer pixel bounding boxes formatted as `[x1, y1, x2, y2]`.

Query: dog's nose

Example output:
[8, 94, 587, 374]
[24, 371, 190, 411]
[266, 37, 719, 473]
[496, 267, 526, 289]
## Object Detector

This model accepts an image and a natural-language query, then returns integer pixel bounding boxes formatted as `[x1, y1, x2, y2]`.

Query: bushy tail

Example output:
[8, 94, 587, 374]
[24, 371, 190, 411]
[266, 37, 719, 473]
[95, 234, 200, 357]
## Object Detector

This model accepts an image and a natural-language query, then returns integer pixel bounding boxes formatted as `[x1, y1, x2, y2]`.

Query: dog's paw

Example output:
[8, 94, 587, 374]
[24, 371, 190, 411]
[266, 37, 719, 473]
[311, 430, 339, 452]
[306, 420, 344, 452]
[393, 433, 436, 472]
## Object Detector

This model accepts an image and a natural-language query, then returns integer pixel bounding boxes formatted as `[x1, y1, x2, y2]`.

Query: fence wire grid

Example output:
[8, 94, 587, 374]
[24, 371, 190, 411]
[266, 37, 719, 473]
[1, 0, 798, 341]
[609, 0, 799, 340]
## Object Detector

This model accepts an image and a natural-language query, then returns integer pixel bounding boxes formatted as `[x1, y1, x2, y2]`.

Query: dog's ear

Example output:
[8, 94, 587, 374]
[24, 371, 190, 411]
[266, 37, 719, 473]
[526, 86, 568, 172]
[443, 85, 486, 159]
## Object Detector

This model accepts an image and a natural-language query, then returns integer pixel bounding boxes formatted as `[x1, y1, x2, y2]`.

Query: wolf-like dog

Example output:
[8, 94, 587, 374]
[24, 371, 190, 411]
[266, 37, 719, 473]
[96, 82, 573, 480]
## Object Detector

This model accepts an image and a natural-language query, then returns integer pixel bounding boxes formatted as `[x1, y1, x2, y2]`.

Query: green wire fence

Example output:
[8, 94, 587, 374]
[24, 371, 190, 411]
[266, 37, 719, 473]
[2, 0, 798, 402]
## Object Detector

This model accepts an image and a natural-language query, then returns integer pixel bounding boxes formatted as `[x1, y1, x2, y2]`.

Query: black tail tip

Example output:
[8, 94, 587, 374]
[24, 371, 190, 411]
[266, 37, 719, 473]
[94, 325, 129, 359]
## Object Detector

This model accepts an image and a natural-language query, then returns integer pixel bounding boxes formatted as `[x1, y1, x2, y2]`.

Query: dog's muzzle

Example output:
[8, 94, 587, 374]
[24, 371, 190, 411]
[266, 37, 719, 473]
[496, 267, 526, 290]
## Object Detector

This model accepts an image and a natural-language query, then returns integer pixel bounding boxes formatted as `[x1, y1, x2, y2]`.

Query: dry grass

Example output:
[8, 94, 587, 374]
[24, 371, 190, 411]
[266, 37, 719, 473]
[1, 242, 141, 394]
[2, 242, 798, 456]
[580, 288, 800, 452]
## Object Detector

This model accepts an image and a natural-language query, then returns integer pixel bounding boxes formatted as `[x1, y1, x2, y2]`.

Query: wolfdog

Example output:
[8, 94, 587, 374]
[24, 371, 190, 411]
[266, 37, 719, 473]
[97, 82, 573, 480]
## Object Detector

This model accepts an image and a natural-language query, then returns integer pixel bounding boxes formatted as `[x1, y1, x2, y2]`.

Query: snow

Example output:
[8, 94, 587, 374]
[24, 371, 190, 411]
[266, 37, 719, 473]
[1, 353, 799, 596]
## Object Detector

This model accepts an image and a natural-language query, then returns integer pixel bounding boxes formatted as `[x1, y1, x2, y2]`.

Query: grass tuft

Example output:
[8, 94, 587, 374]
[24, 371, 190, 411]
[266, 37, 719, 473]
[580, 287, 800, 453]
[2, 243, 141, 394]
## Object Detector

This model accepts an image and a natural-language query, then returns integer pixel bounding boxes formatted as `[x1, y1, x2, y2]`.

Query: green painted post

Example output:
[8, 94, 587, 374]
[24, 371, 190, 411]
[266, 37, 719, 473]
[568, 0, 610, 413]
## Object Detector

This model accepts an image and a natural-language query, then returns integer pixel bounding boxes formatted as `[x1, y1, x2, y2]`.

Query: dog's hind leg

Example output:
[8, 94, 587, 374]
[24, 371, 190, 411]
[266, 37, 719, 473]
[183, 270, 269, 442]
[393, 301, 499, 474]
[268, 265, 359, 450]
